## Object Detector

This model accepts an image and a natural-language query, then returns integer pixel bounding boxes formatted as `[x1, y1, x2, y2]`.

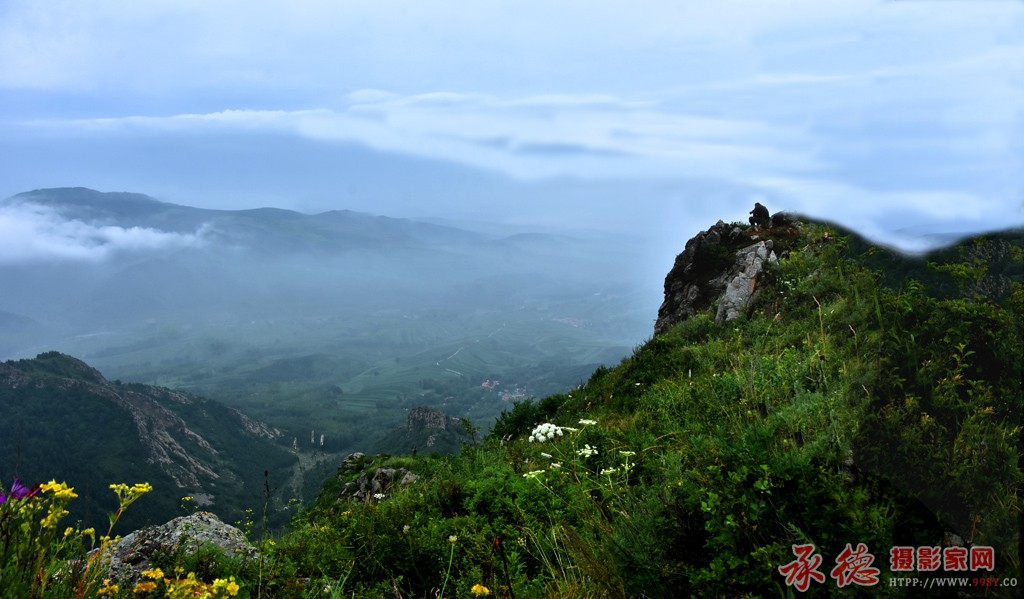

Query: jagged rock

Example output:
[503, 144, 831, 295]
[655, 219, 787, 333]
[714, 240, 778, 323]
[342, 465, 420, 503]
[334, 453, 420, 503]
[338, 452, 366, 472]
[770, 211, 798, 228]
[99, 512, 257, 584]
[406, 406, 459, 432]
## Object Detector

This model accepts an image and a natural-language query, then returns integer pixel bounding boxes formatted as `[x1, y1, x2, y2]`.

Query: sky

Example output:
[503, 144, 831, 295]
[1, 0, 1022, 257]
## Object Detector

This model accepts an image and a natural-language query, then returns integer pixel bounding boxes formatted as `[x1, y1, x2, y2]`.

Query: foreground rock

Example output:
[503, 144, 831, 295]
[101, 512, 257, 583]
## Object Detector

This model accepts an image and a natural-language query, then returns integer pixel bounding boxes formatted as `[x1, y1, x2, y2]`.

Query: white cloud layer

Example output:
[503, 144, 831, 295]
[0, 203, 207, 263]
[32, 94, 818, 181]
[1, 0, 1022, 252]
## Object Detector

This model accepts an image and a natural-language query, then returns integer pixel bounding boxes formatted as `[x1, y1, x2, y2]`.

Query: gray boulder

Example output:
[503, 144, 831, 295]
[98, 511, 256, 583]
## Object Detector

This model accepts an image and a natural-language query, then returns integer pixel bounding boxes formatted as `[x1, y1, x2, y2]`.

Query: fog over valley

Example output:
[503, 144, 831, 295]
[1, 187, 659, 461]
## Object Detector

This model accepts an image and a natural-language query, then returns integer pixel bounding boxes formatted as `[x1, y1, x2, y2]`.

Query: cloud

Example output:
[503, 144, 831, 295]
[1, 0, 1021, 252]
[747, 176, 1017, 253]
[0, 202, 207, 263]
[26, 93, 819, 181]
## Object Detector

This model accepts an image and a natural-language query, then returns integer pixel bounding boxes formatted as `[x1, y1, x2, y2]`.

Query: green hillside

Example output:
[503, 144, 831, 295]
[260, 220, 1021, 597]
[0, 352, 298, 533]
[2, 219, 1020, 597]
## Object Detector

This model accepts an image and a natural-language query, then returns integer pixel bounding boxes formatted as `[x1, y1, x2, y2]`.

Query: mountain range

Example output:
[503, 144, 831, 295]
[0, 187, 658, 524]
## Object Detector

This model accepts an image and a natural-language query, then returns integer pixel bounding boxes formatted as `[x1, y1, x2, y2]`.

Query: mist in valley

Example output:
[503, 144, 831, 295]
[0, 189, 660, 479]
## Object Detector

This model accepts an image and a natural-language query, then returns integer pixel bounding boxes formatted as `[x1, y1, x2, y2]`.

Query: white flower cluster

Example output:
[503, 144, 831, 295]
[577, 444, 598, 458]
[578, 419, 597, 426]
[528, 423, 564, 443]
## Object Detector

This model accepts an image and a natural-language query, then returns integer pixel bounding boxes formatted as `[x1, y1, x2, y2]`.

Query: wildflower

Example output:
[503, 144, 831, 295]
[577, 444, 598, 458]
[110, 482, 152, 506]
[40, 480, 77, 500]
[212, 576, 240, 596]
[448, 535, 458, 543]
[540, 452, 553, 459]
[97, 581, 119, 596]
[131, 482, 153, 495]
[373, 493, 385, 500]
[41, 507, 69, 529]
[0, 478, 36, 503]
[528, 423, 564, 443]
[141, 568, 165, 579]
[600, 468, 618, 476]
[403, 524, 411, 534]
[551, 463, 562, 469]
[578, 419, 597, 426]
[619, 450, 636, 457]
[471, 583, 492, 596]
[132, 580, 157, 593]
[523, 470, 544, 479]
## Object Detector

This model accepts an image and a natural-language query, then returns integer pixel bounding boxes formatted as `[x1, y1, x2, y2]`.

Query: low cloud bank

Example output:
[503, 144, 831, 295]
[0, 202, 207, 263]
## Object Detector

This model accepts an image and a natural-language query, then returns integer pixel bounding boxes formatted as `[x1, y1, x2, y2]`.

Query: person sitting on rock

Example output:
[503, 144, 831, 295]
[748, 202, 770, 227]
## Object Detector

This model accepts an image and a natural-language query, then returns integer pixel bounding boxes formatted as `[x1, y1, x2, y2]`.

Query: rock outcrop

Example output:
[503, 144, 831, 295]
[370, 406, 469, 454]
[406, 406, 459, 433]
[100, 512, 257, 583]
[714, 240, 779, 322]
[333, 453, 419, 503]
[655, 218, 791, 334]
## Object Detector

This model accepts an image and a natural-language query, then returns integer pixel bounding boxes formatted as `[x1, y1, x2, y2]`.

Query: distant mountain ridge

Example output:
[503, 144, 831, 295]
[0, 351, 297, 531]
[0, 186, 657, 503]
[4, 187, 485, 252]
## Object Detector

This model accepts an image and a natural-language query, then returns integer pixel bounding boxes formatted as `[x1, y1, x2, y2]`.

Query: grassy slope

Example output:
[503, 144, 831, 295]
[39, 221, 1014, 598]
[253, 221, 1022, 598]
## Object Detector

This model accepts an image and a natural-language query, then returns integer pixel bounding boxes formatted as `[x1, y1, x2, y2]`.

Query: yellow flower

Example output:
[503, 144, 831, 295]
[131, 482, 153, 496]
[40, 507, 69, 529]
[471, 583, 491, 596]
[132, 580, 157, 593]
[40, 480, 78, 500]
[213, 576, 241, 597]
[97, 582, 119, 596]
[142, 568, 165, 579]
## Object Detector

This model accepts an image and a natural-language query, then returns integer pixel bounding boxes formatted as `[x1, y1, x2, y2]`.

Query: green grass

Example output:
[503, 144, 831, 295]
[5, 223, 1019, 598]
[245, 224, 1021, 598]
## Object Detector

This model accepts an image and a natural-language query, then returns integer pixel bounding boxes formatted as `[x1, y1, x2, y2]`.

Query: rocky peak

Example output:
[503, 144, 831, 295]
[330, 453, 420, 504]
[655, 215, 798, 334]
[406, 406, 459, 432]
